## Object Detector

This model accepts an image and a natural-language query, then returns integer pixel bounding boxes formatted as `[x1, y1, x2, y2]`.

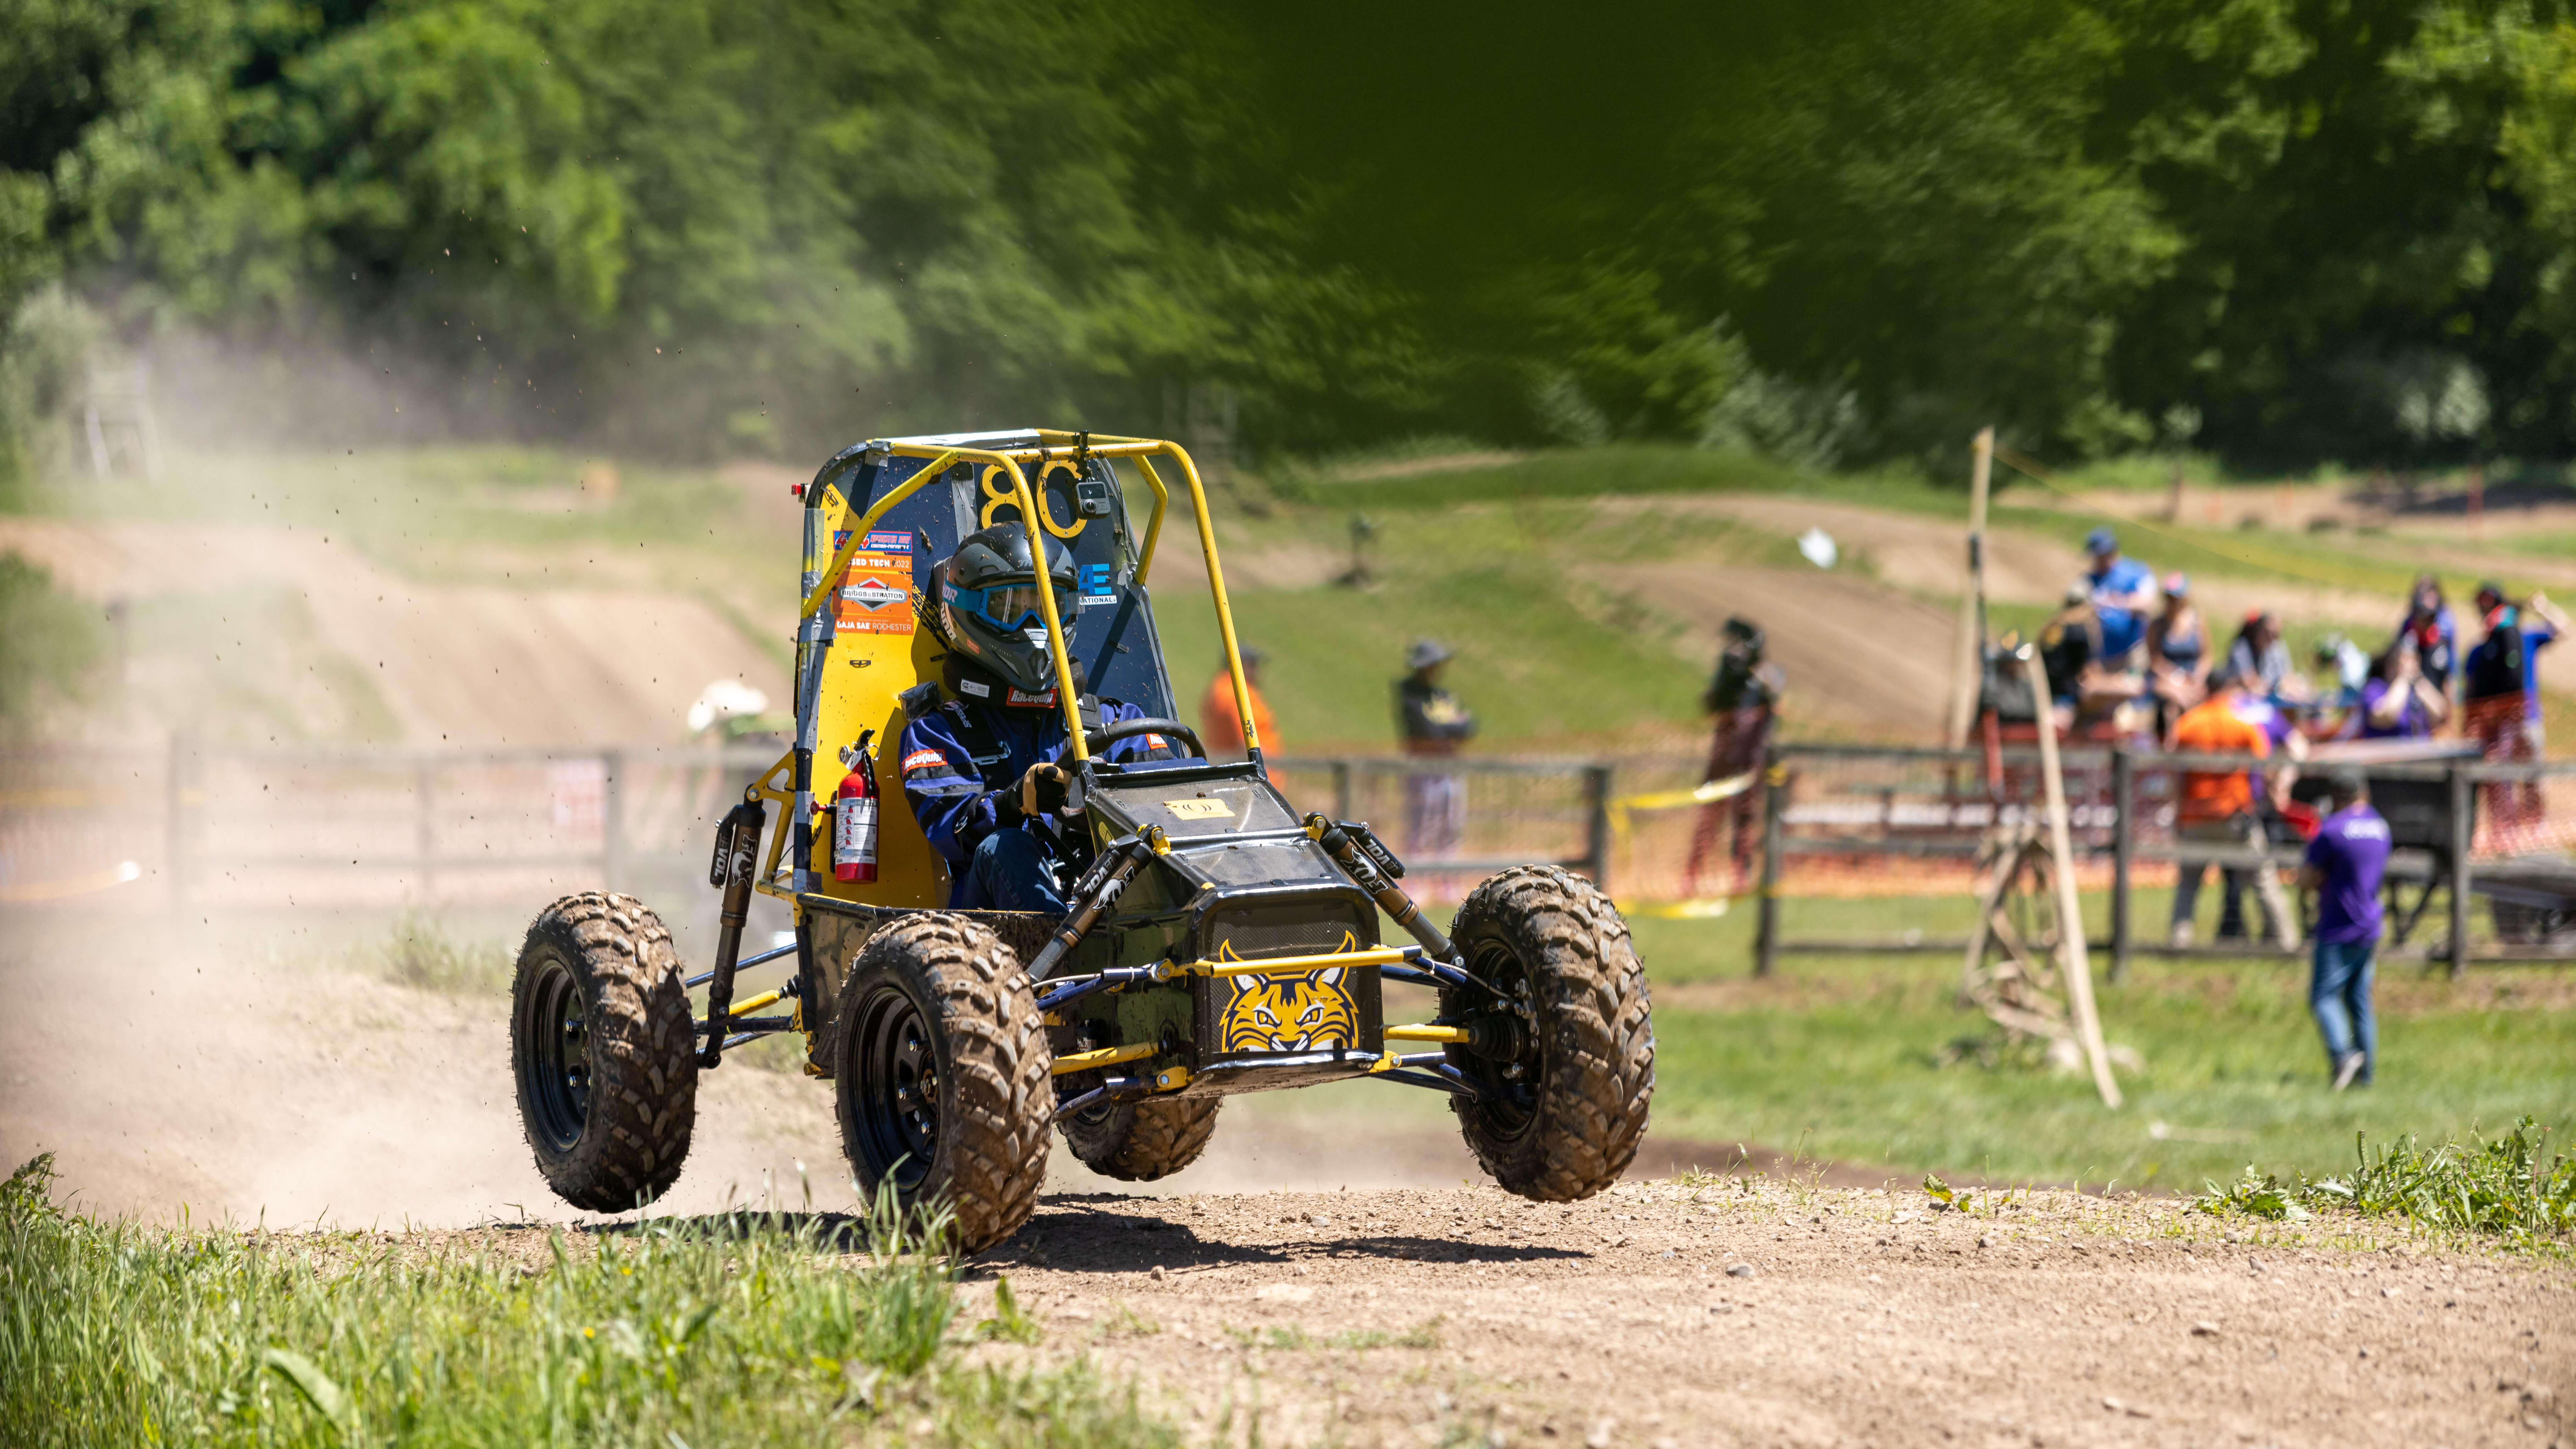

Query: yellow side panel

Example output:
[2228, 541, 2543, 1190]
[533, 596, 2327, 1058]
[804, 499, 950, 908]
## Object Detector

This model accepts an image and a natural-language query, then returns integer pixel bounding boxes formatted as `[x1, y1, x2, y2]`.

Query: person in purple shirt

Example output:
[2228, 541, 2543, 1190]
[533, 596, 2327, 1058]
[2295, 771, 2390, 1090]
[2357, 636, 2449, 740]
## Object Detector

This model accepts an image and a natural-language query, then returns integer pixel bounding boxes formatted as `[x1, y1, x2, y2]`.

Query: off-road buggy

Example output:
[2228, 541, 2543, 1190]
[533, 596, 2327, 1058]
[508, 430, 1655, 1247]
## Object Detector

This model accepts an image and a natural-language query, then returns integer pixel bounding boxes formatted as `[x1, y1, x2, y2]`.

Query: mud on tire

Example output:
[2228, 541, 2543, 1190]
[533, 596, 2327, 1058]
[832, 914, 1052, 1250]
[1441, 865, 1653, 1200]
[510, 892, 698, 1212]
[1059, 1096, 1221, 1182]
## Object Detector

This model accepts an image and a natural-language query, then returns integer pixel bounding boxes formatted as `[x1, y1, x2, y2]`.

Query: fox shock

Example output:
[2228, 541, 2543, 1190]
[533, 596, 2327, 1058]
[1302, 813, 1455, 962]
[701, 797, 767, 1069]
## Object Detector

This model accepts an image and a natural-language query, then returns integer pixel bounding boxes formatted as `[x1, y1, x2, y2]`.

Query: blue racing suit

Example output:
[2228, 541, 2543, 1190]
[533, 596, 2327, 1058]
[896, 675, 1181, 912]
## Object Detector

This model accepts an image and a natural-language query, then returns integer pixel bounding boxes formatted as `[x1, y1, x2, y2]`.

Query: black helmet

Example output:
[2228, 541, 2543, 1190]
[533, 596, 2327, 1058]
[935, 522, 1079, 695]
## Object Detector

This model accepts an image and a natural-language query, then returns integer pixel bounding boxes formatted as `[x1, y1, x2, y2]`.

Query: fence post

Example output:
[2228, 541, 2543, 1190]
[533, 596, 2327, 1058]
[602, 751, 625, 892]
[1754, 749, 1784, 978]
[2447, 758, 2472, 977]
[2110, 744, 2134, 982]
[164, 731, 192, 910]
[1332, 759, 1353, 824]
[1579, 763, 1613, 890]
[416, 759, 438, 904]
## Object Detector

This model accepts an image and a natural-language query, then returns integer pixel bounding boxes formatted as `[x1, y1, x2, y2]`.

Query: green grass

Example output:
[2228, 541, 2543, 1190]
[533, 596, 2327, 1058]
[1148, 493, 1805, 749]
[1626, 905, 2576, 1194]
[0, 556, 100, 734]
[2193, 1117, 2576, 1250]
[0, 1158, 1172, 1449]
[1273, 442, 1958, 515]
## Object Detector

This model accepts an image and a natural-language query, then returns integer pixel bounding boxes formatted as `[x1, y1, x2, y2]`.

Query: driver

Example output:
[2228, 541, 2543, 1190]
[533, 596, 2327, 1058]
[896, 521, 1181, 913]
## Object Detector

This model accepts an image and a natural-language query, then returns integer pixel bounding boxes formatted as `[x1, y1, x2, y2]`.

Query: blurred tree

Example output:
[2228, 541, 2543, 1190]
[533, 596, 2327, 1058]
[9, 0, 2576, 472]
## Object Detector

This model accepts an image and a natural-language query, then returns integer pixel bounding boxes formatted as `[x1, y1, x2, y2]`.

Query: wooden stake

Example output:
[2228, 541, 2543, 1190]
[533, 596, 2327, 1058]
[2019, 647, 2122, 1109]
[1944, 427, 1996, 748]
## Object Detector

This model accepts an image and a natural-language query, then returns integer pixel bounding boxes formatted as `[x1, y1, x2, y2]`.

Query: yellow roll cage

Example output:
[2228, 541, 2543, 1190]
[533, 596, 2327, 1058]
[747, 431, 1261, 901]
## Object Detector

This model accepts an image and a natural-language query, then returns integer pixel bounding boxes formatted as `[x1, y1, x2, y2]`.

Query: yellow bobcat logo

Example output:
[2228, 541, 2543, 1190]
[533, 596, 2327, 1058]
[1218, 933, 1360, 1054]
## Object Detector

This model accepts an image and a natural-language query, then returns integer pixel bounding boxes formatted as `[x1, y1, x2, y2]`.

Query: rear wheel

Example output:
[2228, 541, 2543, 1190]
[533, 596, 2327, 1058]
[832, 915, 1052, 1249]
[510, 892, 697, 1211]
[1441, 866, 1652, 1200]
[1060, 1096, 1222, 1181]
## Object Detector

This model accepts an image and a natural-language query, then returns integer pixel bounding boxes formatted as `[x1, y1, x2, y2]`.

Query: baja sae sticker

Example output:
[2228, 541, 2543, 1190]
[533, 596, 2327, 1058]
[1166, 798, 1234, 820]
[835, 550, 914, 635]
[1218, 935, 1362, 1054]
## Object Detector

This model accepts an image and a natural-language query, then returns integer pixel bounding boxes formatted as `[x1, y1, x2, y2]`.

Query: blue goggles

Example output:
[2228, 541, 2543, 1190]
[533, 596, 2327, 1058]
[947, 579, 1076, 632]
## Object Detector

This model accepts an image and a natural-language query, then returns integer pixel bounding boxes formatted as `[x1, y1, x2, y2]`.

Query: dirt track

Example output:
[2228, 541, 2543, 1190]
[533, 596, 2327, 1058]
[4, 916, 2568, 1447]
[957, 1181, 2570, 1449]
[0, 517, 786, 747]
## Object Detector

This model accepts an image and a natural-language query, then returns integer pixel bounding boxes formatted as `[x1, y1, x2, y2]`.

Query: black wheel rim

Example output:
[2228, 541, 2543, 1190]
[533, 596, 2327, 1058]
[525, 956, 591, 1152]
[851, 983, 941, 1190]
[1454, 939, 1541, 1138]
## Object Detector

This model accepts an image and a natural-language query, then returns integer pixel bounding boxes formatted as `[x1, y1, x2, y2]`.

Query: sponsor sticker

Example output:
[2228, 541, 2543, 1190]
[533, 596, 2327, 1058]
[1166, 797, 1234, 820]
[863, 530, 911, 551]
[1143, 733, 1167, 749]
[834, 550, 915, 635]
[1078, 563, 1116, 608]
[901, 748, 946, 773]
[958, 678, 990, 697]
[1006, 687, 1058, 708]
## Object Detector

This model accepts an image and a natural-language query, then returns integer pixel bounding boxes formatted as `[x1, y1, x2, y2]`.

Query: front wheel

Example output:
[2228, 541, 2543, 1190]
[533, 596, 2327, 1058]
[831, 915, 1052, 1250]
[510, 892, 698, 1211]
[1441, 866, 1653, 1200]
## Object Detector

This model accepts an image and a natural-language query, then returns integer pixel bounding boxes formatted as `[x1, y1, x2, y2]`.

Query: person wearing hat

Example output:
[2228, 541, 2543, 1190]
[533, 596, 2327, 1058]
[2462, 581, 2566, 837]
[2083, 525, 2158, 666]
[1685, 617, 1786, 895]
[1200, 645, 1280, 762]
[2144, 570, 2209, 735]
[1396, 639, 1477, 856]
[2295, 769, 2391, 1090]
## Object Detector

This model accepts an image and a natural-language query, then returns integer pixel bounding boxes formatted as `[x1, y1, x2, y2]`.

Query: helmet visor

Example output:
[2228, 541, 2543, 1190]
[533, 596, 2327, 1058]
[953, 579, 1076, 633]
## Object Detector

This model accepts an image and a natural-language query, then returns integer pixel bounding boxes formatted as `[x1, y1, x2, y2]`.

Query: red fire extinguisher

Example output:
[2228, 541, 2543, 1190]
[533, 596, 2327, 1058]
[833, 729, 879, 884]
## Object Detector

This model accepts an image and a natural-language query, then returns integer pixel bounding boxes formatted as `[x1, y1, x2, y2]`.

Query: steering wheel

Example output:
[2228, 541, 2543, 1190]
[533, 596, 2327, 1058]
[1084, 717, 1205, 759]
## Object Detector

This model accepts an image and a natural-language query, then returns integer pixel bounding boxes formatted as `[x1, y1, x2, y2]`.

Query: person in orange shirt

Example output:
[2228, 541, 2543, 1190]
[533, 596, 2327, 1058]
[2168, 661, 2300, 950]
[1200, 646, 1279, 760]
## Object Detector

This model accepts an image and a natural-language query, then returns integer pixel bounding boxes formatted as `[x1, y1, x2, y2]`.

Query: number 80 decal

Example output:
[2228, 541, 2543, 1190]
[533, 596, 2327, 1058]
[977, 463, 1088, 539]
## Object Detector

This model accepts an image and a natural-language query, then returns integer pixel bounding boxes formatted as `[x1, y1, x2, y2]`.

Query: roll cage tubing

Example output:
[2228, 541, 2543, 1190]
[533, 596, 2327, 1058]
[750, 435, 1264, 899]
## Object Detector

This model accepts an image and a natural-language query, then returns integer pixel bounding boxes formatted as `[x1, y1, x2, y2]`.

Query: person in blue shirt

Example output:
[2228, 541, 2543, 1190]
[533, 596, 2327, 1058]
[2083, 526, 2157, 666]
[2296, 770, 2391, 1090]
[894, 522, 1182, 913]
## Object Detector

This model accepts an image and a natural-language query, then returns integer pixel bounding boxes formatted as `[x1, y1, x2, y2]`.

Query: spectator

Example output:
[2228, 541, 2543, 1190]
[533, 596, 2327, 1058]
[2308, 631, 2370, 740]
[2357, 636, 2448, 740]
[1199, 645, 1279, 761]
[2296, 770, 2390, 1091]
[2395, 573, 2461, 707]
[1395, 639, 1476, 856]
[2037, 583, 2099, 730]
[1685, 617, 1786, 896]
[2168, 661, 2301, 951]
[2224, 610, 2296, 702]
[2145, 571, 2210, 734]
[2462, 582, 2567, 839]
[2083, 525, 2158, 665]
